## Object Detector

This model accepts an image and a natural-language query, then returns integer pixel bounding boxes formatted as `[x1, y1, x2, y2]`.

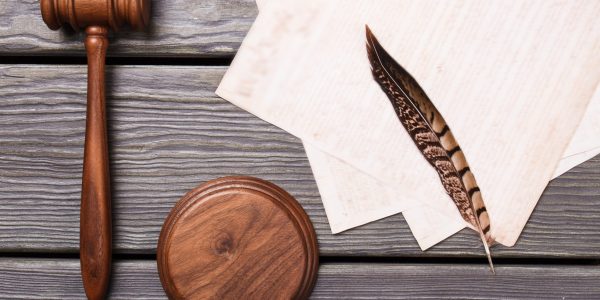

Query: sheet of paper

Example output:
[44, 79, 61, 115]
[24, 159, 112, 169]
[307, 81, 600, 250]
[304, 143, 418, 233]
[219, 0, 600, 247]
[254, 0, 600, 250]
[553, 84, 600, 177]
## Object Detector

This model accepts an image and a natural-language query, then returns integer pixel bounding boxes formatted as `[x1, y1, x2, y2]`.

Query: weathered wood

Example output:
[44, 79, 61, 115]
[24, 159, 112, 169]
[314, 263, 600, 299]
[0, 258, 164, 299]
[0, 0, 257, 57]
[1, 65, 599, 258]
[1, 258, 599, 299]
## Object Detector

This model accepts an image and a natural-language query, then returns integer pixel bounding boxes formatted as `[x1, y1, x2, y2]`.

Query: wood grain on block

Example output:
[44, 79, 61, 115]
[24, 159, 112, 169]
[157, 176, 318, 299]
[1, 259, 600, 299]
[1, 65, 600, 258]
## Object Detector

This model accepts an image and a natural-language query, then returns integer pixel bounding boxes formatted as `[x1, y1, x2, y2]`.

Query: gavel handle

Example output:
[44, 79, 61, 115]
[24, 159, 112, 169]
[81, 26, 111, 300]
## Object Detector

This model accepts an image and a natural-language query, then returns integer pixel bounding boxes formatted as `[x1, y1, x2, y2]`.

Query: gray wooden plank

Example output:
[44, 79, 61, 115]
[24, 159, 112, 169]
[0, 258, 599, 299]
[0, 0, 257, 57]
[313, 263, 600, 299]
[1, 65, 599, 258]
[0, 258, 164, 299]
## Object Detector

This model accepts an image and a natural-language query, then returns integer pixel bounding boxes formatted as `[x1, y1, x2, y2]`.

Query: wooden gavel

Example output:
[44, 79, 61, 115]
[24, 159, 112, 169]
[40, 1, 150, 299]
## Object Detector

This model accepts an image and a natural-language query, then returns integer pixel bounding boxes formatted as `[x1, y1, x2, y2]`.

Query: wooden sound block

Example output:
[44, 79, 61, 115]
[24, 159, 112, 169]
[157, 176, 319, 299]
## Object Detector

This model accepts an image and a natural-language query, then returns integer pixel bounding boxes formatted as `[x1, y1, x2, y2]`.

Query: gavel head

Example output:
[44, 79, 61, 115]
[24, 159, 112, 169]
[41, 0, 151, 32]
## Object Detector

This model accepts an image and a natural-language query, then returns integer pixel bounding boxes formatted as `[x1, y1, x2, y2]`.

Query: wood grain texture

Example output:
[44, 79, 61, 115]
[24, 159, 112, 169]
[40, 0, 151, 31]
[1, 259, 599, 299]
[0, 259, 164, 299]
[157, 176, 318, 299]
[1, 65, 599, 258]
[0, 0, 257, 57]
[38, 2, 154, 296]
[80, 26, 112, 300]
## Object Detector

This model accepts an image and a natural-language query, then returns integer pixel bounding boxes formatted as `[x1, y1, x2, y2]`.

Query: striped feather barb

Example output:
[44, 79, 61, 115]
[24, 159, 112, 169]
[365, 25, 495, 272]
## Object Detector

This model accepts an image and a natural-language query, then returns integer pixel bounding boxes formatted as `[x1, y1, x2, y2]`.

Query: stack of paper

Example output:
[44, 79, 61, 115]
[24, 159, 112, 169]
[217, 0, 600, 249]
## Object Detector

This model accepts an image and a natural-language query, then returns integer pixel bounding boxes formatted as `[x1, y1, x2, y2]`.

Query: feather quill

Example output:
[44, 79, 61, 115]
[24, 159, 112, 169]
[365, 25, 495, 272]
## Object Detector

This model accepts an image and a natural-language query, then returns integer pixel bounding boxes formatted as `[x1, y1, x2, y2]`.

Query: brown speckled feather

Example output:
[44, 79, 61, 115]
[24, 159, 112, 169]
[365, 25, 494, 272]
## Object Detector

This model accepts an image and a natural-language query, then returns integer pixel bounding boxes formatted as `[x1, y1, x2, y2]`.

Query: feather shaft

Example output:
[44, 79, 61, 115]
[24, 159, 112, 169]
[365, 25, 494, 272]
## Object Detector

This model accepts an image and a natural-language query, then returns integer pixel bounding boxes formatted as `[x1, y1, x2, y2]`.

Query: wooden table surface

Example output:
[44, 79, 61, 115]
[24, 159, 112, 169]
[1, 1, 599, 299]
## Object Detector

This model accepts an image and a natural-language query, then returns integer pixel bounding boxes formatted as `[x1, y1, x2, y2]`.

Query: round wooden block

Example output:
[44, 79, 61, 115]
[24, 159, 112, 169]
[157, 176, 319, 299]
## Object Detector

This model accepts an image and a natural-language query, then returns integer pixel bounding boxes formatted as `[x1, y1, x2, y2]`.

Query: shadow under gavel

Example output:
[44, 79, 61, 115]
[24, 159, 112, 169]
[40, 1, 151, 299]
